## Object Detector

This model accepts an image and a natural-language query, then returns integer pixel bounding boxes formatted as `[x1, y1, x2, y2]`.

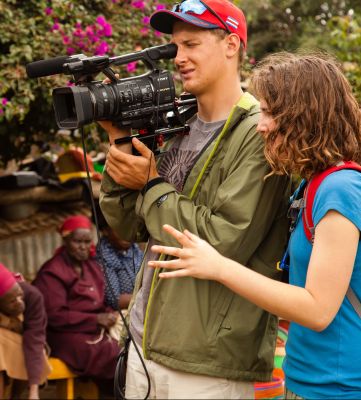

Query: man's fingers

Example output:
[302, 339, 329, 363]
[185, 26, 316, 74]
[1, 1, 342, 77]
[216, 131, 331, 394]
[162, 224, 194, 247]
[132, 137, 152, 158]
[103, 74, 120, 84]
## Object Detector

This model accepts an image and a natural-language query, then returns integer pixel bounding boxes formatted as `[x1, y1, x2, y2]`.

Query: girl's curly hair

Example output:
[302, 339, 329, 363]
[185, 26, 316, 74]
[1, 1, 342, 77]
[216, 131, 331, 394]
[249, 52, 361, 179]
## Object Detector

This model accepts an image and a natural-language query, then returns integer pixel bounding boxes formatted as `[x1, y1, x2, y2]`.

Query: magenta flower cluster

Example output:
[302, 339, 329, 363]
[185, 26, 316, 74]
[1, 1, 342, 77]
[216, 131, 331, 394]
[0, 97, 9, 115]
[46, 7, 113, 56]
[45, 2, 166, 73]
[64, 16, 112, 56]
[137, 2, 166, 37]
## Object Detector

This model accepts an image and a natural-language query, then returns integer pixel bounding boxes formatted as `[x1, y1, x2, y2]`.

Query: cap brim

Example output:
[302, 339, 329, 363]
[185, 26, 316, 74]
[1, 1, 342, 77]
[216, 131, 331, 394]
[150, 10, 219, 34]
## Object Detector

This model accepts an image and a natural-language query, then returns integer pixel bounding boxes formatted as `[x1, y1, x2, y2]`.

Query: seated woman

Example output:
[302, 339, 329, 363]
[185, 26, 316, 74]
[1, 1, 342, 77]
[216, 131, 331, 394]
[97, 209, 143, 311]
[33, 215, 119, 381]
[0, 263, 50, 400]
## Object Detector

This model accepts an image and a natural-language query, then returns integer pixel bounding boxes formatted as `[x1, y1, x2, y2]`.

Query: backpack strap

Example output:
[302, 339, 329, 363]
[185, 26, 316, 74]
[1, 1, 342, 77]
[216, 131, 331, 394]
[302, 161, 361, 243]
[347, 287, 361, 318]
[302, 161, 361, 318]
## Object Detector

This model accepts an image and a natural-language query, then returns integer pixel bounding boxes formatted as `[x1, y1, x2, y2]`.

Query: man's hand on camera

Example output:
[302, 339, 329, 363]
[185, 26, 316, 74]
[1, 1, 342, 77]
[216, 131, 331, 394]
[106, 137, 159, 190]
[98, 120, 131, 149]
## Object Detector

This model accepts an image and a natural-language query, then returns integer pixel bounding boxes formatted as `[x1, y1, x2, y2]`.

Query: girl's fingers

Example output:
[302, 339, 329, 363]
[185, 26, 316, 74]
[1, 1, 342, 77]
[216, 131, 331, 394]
[183, 229, 202, 243]
[159, 269, 190, 279]
[151, 245, 182, 258]
[163, 224, 193, 247]
[148, 259, 181, 270]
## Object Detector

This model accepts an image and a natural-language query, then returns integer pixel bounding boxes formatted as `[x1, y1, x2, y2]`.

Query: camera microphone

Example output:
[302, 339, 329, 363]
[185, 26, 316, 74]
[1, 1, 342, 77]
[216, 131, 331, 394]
[26, 54, 84, 78]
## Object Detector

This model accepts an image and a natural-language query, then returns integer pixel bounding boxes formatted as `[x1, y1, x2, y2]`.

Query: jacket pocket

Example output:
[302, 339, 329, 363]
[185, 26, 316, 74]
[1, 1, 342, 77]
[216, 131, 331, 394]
[208, 285, 235, 341]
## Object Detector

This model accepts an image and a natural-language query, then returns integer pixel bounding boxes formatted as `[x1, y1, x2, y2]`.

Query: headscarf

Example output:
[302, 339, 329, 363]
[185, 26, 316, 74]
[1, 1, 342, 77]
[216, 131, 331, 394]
[0, 263, 17, 297]
[57, 215, 96, 257]
[59, 215, 92, 237]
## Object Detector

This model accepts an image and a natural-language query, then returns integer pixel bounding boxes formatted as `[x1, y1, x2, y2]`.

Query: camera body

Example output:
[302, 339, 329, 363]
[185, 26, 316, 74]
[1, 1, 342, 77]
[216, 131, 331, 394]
[27, 44, 197, 148]
[53, 69, 176, 130]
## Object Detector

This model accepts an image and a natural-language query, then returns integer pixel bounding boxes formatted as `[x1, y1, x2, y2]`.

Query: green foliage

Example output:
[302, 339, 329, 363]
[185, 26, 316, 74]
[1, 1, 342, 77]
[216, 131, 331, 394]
[0, 0, 360, 165]
[327, 13, 361, 101]
[0, 0, 174, 165]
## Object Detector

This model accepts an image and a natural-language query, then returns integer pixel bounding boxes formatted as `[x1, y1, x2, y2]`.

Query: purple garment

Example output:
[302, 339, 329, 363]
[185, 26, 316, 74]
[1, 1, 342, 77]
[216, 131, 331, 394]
[20, 282, 47, 385]
[33, 250, 119, 379]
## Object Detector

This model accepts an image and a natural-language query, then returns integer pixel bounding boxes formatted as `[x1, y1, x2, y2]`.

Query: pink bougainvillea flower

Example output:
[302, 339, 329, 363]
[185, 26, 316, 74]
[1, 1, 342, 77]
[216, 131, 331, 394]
[102, 23, 112, 36]
[75, 22, 82, 29]
[95, 41, 109, 55]
[154, 30, 162, 37]
[90, 34, 100, 43]
[51, 22, 60, 31]
[67, 47, 75, 55]
[2, 98, 8, 106]
[96, 16, 107, 26]
[142, 16, 150, 24]
[156, 4, 166, 10]
[62, 35, 71, 45]
[73, 28, 85, 38]
[132, 1, 145, 9]
[126, 62, 137, 72]
[140, 27, 149, 36]
[66, 81, 75, 87]
[77, 40, 86, 49]
[45, 7, 53, 15]
[86, 26, 94, 36]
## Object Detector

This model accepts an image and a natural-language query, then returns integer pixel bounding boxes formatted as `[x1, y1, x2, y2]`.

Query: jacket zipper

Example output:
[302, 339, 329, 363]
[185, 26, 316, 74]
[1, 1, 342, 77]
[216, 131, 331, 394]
[142, 95, 258, 358]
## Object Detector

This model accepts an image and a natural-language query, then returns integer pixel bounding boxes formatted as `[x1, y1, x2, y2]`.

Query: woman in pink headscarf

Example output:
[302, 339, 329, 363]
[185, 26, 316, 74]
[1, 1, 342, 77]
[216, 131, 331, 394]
[0, 263, 50, 399]
[33, 215, 119, 381]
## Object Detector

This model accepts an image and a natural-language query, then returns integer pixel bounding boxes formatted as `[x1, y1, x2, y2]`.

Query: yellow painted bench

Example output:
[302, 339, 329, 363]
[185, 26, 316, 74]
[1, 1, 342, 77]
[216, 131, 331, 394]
[47, 357, 98, 400]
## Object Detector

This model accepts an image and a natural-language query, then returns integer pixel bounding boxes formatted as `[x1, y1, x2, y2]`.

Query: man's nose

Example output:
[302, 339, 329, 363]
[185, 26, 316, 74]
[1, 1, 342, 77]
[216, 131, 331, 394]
[175, 48, 186, 66]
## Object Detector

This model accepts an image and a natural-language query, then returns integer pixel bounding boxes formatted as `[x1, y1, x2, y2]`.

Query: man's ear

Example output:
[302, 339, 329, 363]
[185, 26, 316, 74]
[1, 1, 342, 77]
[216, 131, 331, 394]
[226, 33, 241, 58]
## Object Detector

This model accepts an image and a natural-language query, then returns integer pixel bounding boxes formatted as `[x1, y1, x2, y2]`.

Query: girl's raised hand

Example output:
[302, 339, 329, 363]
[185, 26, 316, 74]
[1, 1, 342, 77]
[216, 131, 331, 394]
[149, 224, 225, 281]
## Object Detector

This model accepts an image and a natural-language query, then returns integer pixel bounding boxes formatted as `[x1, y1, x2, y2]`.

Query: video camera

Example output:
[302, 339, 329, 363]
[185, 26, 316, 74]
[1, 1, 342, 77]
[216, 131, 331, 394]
[26, 44, 197, 152]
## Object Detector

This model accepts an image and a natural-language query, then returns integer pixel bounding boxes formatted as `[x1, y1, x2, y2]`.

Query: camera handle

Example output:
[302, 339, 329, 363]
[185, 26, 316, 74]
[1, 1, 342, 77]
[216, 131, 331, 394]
[114, 125, 190, 155]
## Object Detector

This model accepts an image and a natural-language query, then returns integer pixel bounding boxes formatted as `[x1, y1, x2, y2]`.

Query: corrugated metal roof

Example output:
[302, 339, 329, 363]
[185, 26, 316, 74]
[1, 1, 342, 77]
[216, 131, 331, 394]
[0, 202, 95, 280]
[0, 230, 62, 280]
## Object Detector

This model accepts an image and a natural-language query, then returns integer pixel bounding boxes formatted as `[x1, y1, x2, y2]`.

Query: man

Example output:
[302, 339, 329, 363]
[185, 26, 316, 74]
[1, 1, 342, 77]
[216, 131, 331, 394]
[100, 0, 290, 398]
[0, 263, 50, 400]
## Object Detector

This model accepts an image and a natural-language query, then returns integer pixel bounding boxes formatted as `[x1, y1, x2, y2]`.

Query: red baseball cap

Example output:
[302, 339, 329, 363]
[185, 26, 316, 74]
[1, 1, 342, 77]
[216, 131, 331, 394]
[150, 0, 247, 48]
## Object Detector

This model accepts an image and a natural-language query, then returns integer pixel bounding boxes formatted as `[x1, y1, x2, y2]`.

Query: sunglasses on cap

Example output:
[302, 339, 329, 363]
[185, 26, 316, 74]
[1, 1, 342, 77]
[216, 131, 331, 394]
[172, 0, 232, 34]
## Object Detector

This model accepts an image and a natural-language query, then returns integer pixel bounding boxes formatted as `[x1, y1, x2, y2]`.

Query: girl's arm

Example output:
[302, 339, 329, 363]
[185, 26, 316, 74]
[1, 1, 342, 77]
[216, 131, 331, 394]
[149, 210, 359, 331]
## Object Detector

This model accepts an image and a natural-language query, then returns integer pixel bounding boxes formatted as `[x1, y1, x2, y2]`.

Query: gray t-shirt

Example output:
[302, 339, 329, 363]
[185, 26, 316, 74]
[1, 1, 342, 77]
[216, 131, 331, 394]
[129, 115, 226, 344]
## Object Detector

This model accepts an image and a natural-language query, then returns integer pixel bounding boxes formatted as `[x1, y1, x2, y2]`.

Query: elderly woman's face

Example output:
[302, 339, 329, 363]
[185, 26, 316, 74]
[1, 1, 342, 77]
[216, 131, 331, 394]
[0, 283, 25, 317]
[64, 228, 92, 262]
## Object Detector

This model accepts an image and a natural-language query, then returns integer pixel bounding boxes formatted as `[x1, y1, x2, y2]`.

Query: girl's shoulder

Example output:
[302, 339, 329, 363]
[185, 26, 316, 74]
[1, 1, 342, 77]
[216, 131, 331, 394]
[313, 169, 361, 228]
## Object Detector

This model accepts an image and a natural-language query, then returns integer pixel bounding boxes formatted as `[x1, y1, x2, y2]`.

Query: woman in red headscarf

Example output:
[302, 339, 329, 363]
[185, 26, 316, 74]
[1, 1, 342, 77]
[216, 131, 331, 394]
[33, 215, 119, 381]
[0, 263, 50, 399]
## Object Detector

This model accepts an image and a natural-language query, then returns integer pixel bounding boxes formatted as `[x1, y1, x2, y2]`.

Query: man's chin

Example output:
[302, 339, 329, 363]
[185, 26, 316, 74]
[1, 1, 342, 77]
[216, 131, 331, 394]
[182, 85, 198, 96]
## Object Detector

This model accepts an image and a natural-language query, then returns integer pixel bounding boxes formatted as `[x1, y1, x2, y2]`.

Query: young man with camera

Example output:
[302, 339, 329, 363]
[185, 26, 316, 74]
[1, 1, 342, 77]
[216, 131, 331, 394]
[100, 0, 290, 398]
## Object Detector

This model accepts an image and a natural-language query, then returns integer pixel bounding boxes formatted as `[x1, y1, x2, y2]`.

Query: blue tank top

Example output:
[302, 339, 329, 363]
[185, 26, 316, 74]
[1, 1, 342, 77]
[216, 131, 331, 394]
[284, 170, 361, 399]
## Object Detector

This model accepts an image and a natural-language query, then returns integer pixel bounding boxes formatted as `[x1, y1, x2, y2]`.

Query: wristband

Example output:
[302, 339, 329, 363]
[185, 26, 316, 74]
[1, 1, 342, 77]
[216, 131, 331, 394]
[141, 177, 165, 195]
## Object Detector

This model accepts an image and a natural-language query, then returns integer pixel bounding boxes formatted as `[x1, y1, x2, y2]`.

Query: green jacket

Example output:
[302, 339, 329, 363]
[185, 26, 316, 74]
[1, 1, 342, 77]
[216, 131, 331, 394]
[100, 93, 290, 382]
